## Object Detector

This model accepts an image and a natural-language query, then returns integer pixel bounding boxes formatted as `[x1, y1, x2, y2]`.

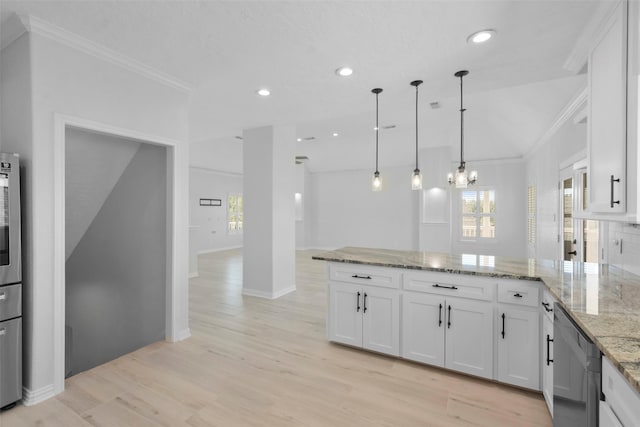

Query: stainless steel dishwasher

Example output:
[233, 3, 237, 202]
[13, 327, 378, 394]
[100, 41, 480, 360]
[553, 303, 601, 427]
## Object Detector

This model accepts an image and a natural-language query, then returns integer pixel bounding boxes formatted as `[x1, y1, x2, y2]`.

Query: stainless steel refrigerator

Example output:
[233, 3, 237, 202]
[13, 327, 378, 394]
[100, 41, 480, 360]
[0, 153, 22, 409]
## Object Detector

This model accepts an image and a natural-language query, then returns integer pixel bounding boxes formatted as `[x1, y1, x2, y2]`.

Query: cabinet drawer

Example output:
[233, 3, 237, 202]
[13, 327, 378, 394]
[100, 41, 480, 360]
[329, 263, 400, 289]
[0, 283, 21, 320]
[602, 356, 640, 427]
[497, 280, 540, 308]
[403, 271, 494, 301]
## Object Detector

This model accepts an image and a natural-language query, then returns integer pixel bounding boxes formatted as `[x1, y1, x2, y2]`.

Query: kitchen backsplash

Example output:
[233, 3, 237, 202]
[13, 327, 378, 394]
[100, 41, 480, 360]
[608, 222, 640, 276]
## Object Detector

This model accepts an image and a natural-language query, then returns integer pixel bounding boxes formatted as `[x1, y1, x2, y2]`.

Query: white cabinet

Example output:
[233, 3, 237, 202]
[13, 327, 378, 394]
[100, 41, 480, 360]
[496, 307, 540, 389]
[541, 291, 556, 415]
[588, 0, 628, 214]
[402, 292, 445, 366]
[328, 282, 400, 356]
[445, 297, 494, 379]
[402, 292, 493, 379]
[600, 356, 640, 427]
[402, 271, 494, 380]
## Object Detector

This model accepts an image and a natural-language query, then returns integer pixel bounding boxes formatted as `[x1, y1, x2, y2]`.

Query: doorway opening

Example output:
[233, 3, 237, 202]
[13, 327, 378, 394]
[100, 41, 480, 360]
[64, 127, 168, 377]
[560, 166, 600, 263]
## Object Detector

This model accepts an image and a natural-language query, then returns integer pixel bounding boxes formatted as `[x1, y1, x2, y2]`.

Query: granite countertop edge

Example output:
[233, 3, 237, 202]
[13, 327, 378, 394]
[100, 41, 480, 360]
[312, 247, 640, 395]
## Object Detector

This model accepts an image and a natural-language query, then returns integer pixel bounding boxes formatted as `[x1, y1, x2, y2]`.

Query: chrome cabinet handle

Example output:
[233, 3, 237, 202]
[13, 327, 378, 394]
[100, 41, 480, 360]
[610, 175, 620, 208]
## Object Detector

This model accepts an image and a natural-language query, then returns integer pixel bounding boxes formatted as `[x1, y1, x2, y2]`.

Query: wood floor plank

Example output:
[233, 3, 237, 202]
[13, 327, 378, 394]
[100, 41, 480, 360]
[1, 249, 552, 426]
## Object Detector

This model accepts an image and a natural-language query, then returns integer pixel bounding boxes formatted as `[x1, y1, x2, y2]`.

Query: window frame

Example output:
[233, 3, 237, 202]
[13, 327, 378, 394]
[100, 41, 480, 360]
[459, 187, 496, 242]
[227, 192, 243, 235]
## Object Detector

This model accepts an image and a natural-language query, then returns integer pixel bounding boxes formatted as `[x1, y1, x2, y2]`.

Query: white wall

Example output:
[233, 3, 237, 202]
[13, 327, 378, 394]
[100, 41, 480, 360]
[0, 30, 190, 403]
[450, 161, 528, 258]
[525, 115, 587, 260]
[189, 167, 243, 254]
[307, 165, 418, 251]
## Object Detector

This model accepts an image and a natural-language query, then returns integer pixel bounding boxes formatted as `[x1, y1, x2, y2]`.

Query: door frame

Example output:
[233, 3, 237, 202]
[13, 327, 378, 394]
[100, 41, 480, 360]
[53, 113, 186, 395]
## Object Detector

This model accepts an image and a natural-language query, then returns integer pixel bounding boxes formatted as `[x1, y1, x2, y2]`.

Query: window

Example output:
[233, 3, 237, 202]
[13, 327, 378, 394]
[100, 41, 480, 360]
[528, 185, 536, 245]
[461, 189, 495, 240]
[228, 193, 243, 234]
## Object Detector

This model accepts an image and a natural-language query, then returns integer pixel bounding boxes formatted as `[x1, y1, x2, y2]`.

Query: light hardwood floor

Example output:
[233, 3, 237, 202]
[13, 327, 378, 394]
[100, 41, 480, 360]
[1, 249, 552, 426]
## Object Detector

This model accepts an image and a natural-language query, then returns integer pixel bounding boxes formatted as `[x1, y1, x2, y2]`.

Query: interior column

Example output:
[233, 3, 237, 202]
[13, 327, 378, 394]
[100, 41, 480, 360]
[242, 125, 296, 298]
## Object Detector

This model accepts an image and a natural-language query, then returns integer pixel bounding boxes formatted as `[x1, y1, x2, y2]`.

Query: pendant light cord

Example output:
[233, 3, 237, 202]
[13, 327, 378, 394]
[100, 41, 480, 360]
[376, 91, 379, 173]
[415, 84, 419, 170]
[459, 73, 465, 167]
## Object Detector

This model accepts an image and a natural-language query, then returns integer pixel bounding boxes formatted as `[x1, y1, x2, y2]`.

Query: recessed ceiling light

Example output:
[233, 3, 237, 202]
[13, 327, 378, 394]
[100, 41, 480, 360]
[467, 29, 496, 44]
[296, 138, 302, 142]
[256, 88, 271, 96]
[335, 66, 353, 77]
[332, 132, 339, 137]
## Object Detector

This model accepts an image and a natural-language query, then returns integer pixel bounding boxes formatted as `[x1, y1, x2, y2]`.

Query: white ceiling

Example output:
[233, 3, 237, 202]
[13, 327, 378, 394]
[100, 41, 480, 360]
[0, 0, 601, 172]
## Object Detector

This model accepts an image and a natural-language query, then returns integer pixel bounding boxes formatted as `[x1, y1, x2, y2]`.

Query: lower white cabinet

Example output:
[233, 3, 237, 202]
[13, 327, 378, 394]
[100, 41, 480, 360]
[601, 356, 640, 427]
[445, 297, 494, 379]
[541, 291, 556, 415]
[402, 292, 494, 379]
[401, 292, 445, 366]
[496, 306, 540, 389]
[328, 282, 400, 356]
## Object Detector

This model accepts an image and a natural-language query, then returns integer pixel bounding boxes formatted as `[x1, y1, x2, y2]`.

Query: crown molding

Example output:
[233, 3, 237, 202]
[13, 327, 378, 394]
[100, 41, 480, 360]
[563, 0, 622, 74]
[524, 85, 588, 160]
[0, 13, 28, 51]
[2, 13, 192, 93]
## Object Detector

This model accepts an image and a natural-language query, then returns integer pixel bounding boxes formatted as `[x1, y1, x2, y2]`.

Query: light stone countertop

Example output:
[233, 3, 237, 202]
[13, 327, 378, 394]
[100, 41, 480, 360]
[312, 246, 640, 394]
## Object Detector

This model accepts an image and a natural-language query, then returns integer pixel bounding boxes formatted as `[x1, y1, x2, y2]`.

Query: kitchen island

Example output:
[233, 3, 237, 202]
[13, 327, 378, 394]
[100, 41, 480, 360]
[312, 246, 640, 396]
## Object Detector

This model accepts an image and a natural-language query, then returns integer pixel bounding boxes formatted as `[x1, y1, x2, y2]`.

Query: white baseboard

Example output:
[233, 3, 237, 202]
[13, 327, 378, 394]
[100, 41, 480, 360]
[197, 245, 242, 255]
[22, 383, 56, 406]
[175, 328, 191, 341]
[188, 272, 199, 278]
[242, 285, 296, 300]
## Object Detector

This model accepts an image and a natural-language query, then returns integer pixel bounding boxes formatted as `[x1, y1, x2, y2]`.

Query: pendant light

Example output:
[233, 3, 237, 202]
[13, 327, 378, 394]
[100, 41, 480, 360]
[372, 88, 383, 192]
[447, 70, 477, 188]
[410, 80, 423, 190]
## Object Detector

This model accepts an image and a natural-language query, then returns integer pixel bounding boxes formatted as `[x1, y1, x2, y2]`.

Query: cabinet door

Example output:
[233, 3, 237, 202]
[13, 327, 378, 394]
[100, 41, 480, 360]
[401, 293, 445, 367]
[588, 0, 627, 213]
[362, 287, 399, 356]
[497, 307, 540, 390]
[445, 298, 493, 379]
[328, 283, 362, 348]
[542, 315, 554, 415]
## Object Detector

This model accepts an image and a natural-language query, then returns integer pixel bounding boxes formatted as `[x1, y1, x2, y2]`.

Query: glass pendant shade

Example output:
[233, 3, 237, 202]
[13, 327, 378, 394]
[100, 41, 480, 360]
[447, 70, 477, 188]
[371, 88, 383, 192]
[411, 80, 423, 190]
[411, 169, 423, 190]
[372, 171, 382, 191]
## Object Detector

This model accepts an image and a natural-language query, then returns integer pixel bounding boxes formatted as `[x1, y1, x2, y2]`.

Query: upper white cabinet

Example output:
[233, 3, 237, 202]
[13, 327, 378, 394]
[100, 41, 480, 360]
[588, 0, 627, 213]
[586, 0, 640, 221]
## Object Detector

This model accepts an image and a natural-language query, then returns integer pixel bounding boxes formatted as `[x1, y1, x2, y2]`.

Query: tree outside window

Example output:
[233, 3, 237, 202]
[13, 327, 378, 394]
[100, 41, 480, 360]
[228, 193, 243, 234]
[461, 189, 495, 240]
